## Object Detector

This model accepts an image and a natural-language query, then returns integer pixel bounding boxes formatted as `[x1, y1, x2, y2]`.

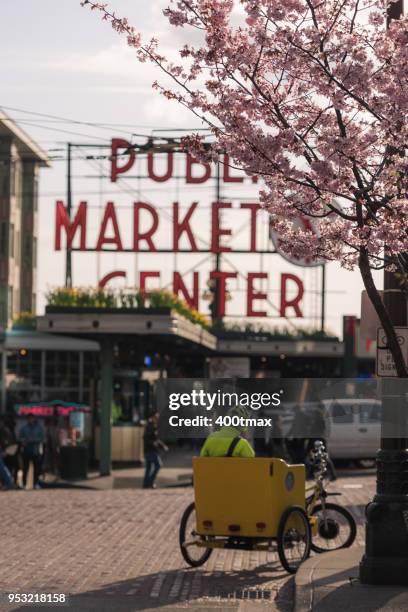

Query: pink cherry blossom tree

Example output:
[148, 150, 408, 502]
[82, 0, 408, 375]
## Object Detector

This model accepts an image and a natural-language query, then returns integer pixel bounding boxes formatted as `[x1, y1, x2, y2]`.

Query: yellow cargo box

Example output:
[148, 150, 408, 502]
[193, 457, 305, 539]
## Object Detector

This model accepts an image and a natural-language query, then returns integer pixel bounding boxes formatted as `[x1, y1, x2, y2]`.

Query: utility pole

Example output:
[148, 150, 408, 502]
[320, 264, 326, 333]
[65, 142, 73, 288]
[360, 0, 408, 585]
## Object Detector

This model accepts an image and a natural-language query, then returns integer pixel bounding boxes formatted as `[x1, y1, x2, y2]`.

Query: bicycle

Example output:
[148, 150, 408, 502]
[305, 441, 357, 553]
[179, 456, 313, 574]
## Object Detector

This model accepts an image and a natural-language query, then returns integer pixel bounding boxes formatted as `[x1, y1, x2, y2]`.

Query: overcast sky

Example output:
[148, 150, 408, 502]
[0, 0, 384, 337]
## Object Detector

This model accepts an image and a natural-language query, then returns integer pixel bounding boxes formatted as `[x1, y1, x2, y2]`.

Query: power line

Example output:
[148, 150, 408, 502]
[0, 105, 157, 138]
[0, 118, 110, 143]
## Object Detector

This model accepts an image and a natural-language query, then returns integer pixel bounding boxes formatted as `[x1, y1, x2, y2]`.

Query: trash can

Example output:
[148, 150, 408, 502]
[59, 445, 88, 480]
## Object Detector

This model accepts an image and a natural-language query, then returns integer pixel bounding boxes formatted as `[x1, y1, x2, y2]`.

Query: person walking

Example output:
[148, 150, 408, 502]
[0, 416, 18, 489]
[143, 411, 168, 489]
[287, 405, 309, 464]
[18, 414, 46, 489]
[0, 419, 14, 490]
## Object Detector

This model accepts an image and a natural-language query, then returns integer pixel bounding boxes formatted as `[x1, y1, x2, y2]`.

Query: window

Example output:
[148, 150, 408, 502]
[9, 224, 14, 258]
[45, 351, 80, 389]
[330, 402, 354, 424]
[0, 299, 6, 326]
[7, 349, 42, 387]
[15, 230, 20, 265]
[10, 162, 16, 196]
[360, 403, 382, 424]
[6, 349, 42, 409]
[33, 176, 39, 212]
[33, 236, 37, 267]
[0, 222, 7, 256]
[24, 235, 31, 259]
[7, 286, 13, 320]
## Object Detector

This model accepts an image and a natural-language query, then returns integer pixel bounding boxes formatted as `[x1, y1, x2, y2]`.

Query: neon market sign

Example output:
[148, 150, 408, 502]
[16, 402, 91, 417]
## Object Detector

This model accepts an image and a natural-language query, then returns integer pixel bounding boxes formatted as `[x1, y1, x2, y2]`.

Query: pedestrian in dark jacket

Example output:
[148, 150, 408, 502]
[143, 412, 168, 489]
[267, 415, 289, 460]
[18, 415, 45, 489]
[287, 405, 309, 464]
[0, 417, 14, 489]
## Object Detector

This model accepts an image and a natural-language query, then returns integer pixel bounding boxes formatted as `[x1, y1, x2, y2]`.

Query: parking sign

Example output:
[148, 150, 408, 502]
[376, 327, 408, 377]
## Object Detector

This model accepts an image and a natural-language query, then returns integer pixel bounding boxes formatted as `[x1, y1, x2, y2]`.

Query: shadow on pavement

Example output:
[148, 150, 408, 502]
[305, 567, 406, 612]
[8, 562, 292, 611]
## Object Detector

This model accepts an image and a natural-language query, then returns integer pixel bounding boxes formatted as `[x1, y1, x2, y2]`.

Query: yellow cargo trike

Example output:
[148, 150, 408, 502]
[179, 457, 316, 574]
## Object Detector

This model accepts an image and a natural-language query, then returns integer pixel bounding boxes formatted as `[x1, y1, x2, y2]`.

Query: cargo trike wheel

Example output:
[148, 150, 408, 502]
[179, 502, 213, 567]
[277, 506, 311, 574]
[310, 503, 356, 553]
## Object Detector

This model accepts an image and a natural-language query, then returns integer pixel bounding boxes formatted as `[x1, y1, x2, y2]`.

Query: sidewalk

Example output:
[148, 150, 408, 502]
[295, 546, 408, 612]
[87, 464, 193, 490]
[41, 448, 194, 491]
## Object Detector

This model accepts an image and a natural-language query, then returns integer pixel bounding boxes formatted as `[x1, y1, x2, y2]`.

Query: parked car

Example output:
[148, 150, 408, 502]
[273, 399, 381, 462]
[322, 399, 381, 461]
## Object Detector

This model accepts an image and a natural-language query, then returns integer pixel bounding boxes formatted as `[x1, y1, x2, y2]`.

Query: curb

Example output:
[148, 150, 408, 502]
[294, 547, 363, 612]
[295, 554, 322, 612]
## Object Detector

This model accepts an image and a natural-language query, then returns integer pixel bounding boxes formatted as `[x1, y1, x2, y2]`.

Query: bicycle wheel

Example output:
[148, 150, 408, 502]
[277, 506, 311, 574]
[310, 502, 357, 553]
[179, 502, 213, 567]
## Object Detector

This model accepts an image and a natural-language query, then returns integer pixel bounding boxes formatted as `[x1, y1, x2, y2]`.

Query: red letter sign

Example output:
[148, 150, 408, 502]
[173, 272, 199, 309]
[148, 152, 173, 182]
[186, 154, 211, 183]
[211, 202, 232, 253]
[173, 202, 198, 252]
[140, 271, 160, 292]
[247, 272, 267, 317]
[99, 271, 127, 288]
[210, 271, 237, 317]
[133, 202, 159, 252]
[280, 273, 304, 318]
[111, 138, 135, 182]
[55, 201, 87, 250]
[96, 202, 123, 251]
[223, 154, 244, 183]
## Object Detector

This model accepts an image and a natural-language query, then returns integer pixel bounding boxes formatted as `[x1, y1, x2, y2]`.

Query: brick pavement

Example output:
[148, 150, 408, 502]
[0, 472, 375, 611]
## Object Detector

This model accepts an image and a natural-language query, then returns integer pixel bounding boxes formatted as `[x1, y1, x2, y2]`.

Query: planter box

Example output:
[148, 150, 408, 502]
[45, 306, 172, 315]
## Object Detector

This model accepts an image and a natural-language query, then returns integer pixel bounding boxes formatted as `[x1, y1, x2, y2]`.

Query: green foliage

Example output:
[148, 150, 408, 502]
[46, 287, 210, 330]
[212, 321, 338, 341]
[12, 312, 37, 330]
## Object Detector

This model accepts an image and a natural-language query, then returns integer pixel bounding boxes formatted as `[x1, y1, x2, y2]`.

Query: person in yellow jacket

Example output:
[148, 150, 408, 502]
[200, 405, 255, 458]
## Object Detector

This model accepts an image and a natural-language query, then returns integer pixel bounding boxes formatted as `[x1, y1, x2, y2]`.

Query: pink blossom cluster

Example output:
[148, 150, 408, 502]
[82, 0, 408, 275]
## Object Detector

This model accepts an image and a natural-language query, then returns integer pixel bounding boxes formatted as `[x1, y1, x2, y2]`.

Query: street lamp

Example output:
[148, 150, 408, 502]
[359, 0, 408, 585]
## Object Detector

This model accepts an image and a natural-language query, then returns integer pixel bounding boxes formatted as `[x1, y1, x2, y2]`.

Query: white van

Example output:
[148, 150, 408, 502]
[322, 399, 381, 460]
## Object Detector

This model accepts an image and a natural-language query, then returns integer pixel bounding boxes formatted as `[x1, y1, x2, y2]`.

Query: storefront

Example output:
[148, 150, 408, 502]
[1, 330, 99, 412]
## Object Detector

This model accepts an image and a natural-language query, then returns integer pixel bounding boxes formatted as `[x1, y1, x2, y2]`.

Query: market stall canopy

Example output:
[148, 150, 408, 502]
[38, 308, 217, 351]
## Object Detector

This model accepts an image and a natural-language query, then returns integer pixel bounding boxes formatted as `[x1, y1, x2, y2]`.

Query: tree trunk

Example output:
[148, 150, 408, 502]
[359, 247, 407, 377]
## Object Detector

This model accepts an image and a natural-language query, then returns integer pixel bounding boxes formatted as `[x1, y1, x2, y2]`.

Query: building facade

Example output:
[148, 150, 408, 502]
[0, 111, 49, 328]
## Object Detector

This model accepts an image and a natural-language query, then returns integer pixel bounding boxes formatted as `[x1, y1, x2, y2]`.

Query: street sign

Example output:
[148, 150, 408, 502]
[376, 327, 408, 377]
